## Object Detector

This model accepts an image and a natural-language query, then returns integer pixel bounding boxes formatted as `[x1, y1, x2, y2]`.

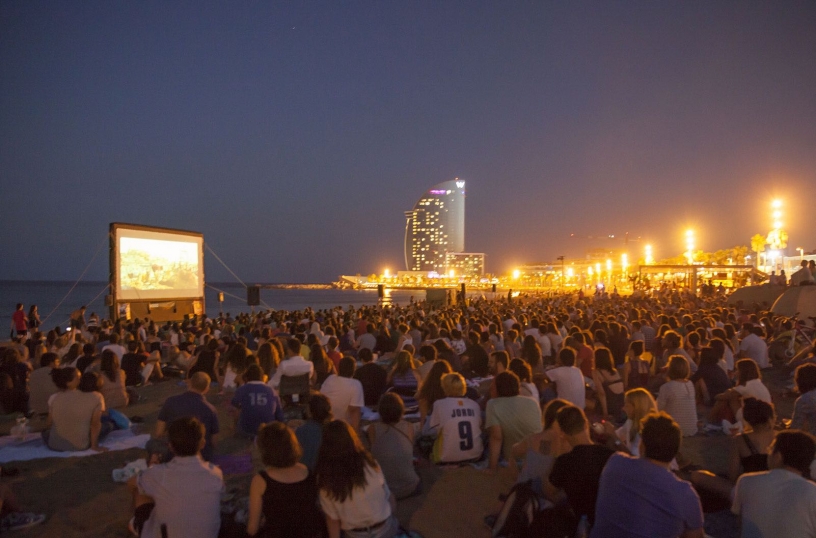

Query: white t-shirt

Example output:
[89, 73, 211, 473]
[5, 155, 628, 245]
[319, 465, 392, 530]
[733, 468, 816, 538]
[319, 375, 364, 425]
[545, 366, 586, 409]
[734, 379, 772, 404]
[268, 356, 314, 388]
[536, 332, 552, 357]
[657, 380, 698, 436]
[739, 334, 770, 369]
[428, 397, 483, 463]
[102, 343, 126, 361]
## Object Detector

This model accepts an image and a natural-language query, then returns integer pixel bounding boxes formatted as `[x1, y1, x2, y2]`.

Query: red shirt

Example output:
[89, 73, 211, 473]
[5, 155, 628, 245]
[12, 310, 27, 332]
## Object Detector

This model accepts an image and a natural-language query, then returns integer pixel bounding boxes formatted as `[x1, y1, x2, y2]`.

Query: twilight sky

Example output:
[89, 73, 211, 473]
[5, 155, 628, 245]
[1, 2, 815, 283]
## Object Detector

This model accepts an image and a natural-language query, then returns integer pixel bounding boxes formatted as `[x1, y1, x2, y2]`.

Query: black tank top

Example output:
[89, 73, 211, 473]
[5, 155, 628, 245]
[740, 435, 769, 474]
[189, 351, 217, 379]
[258, 470, 324, 538]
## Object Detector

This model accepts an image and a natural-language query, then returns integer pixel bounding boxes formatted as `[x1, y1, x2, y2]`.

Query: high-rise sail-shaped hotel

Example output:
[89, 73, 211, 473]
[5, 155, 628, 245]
[404, 179, 483, 275]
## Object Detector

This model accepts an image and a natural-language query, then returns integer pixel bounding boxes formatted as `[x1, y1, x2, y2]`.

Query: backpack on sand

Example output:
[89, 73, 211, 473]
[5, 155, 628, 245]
[491, 481, 540, 538]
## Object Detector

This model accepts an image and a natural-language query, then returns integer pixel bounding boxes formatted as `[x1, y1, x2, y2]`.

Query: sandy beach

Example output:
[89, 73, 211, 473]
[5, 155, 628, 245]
[0, 361, 797, 538]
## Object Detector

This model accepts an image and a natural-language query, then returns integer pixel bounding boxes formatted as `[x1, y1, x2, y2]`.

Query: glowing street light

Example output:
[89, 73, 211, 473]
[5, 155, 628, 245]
[383, 268, 390, 278]
[448, 269, 455, 278]
[685, 230, 695, 265]
[644, 244, 654, 265]
[798, 247, 805, 261]
[621, 253, 628, 274]
[512, 269, 520, 280]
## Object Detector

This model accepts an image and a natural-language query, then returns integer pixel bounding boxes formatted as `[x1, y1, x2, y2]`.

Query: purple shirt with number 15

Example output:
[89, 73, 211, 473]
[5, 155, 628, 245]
[231, 381, 283, 436]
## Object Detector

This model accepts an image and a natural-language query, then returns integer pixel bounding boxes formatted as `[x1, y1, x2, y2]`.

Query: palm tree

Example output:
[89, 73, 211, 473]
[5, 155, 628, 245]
[751, 234, 766, 269]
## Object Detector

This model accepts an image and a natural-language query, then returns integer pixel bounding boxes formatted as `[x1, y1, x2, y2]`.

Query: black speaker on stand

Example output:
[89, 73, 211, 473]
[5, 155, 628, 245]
[247, 286, 260, 306]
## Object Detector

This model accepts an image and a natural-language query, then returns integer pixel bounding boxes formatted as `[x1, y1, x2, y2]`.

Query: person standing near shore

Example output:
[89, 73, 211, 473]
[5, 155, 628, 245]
[10, 304, 27, 338]
[69, 306, 87, 331]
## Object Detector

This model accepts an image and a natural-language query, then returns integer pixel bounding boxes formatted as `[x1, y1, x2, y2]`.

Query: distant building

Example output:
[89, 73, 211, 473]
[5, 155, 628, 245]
[404, 179, 466, 272]
[446, 252, 485, 277]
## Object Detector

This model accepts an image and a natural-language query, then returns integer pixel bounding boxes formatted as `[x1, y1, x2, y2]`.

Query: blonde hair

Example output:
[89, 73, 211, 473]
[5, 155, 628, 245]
[625, 388, 657, 443]
[441, 373, 467, 397]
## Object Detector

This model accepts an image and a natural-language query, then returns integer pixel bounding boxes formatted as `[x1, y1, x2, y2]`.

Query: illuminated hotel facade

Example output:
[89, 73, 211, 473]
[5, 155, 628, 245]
[404, 179, 466, 273]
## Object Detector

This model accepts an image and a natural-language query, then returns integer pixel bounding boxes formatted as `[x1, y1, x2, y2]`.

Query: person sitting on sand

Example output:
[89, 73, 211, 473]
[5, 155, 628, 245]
[591, 412, 704, 538]
[230, 364, 283, 437]
[320, 357, 365, 430]
[43, 367, 108, 452]
[28, 352, 60, 415]
[691, 398, 775, 503]
[790, 363, 816, 437]
[316, 420, 400, 538]
[545, 405, 615, 529]
[128, 417, 224, 538]
[154, 372, 219, 461]
[732, 430, 816, 538]
[486, 371, 542, 471]
[511, 398, 570, 495]
[296, 392, 333, 472]
[247, 422, 325, 538]
[368, 393, 421, 499]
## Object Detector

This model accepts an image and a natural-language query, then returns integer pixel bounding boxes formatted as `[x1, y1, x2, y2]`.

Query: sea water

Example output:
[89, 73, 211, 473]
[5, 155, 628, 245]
[0, 281, 422, 332]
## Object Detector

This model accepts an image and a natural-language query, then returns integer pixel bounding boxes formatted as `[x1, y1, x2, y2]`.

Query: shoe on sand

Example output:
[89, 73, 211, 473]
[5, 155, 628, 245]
[1, 512, 45, 531]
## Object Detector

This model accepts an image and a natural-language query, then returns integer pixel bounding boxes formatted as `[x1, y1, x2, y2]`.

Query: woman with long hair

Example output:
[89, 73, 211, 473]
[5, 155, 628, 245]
[690, 346, 730, 406]
[622, 340, 650, 391]
[99, 350, 128, 409]
[316, 421, 399, 538]
[416, 360, 452, 426]
[62, 343, 82, 368]
[387, 350, 420, 411]
[520, 335, 543, 373]
[255, 342, 280, 381]
[611, 388, 658, 456]
[27, 305, 40, 331]
[691, 398, 776, 501]
[246, 422, 325, 538]
[189, 339, 222, 385]
[309, 344, 335, 388]
[432, 339, 461, 373]
[592, 348, 624, 420]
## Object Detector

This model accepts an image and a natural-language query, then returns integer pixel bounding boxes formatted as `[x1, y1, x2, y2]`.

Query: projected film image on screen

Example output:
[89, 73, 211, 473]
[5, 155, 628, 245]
[116, 229, 203, 300]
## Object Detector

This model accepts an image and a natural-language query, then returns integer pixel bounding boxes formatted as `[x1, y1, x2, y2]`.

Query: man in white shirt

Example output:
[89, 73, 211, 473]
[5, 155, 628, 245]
[101, 333, 127, 361]
[732, 430, 816, 538]
[129, 417, 224, 538]
[789, 260, 815, 286]
[545, 348, 586, 409]
[319, 357, 364, 430]
[738, 324, 770, 369]
[268, 338, 314, 388]
[428, 373, 483, 463]
[536, 325, 553, 358]
[355, 323, 377, 352]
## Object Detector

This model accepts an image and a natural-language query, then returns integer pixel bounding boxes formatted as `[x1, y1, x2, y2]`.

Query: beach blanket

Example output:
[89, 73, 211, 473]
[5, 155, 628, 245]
[0, 430, 150, 463]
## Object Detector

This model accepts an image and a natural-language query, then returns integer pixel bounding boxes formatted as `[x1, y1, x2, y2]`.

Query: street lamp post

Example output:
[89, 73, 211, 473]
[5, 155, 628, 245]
[557, 256, 565, 290]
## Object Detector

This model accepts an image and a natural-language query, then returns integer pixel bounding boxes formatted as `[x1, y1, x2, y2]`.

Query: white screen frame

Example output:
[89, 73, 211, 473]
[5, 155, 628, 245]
[113, 226, 204, 301]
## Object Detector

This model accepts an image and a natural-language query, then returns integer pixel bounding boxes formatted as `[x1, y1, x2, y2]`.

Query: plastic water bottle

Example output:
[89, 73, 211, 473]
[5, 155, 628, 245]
[575, 515, 589, 538]
[10, 416, 29, 440]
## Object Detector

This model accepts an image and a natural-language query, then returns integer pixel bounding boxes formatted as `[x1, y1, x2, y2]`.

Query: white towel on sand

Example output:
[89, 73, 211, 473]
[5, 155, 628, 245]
[0, 430, 149, 463]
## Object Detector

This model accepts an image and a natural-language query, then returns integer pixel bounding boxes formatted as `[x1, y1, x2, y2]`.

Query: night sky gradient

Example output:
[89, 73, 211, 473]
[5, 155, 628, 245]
[2, 2, 815, 282]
